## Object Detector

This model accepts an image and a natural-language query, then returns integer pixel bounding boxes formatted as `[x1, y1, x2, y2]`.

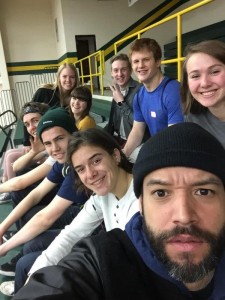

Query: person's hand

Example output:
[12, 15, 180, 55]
[23, 146, 31, 154]
[109, 82, 124, 104]
[29, 136, 45, 154]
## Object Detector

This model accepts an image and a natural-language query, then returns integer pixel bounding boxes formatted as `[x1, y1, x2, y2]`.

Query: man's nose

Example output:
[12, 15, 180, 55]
[172, 193, 197, 226]
[138, 60, 145, 67]
[52, 142, 60, 151]
[30, 123, 36, 131]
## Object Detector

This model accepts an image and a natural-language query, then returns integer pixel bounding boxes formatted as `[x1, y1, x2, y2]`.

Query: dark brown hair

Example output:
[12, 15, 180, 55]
[67, 128, 133, 193]
[110, 53, 132, 70]
[19, 102, 49, 121]
[69, 86, 92, 121]
[129, 38, 162, 62]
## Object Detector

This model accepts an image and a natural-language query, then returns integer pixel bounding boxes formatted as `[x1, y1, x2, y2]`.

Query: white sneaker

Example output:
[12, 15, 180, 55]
[0, 192, 12, 204]
[0, 280, 14, 296]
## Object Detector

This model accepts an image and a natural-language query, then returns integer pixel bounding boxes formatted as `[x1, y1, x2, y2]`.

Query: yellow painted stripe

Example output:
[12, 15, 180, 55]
[8, 58, 77, 73]
[58, 57, 77, 64]
[8, 64, 58, 72]
[8, 0, 179, 73]
[104, 0, 180, 56]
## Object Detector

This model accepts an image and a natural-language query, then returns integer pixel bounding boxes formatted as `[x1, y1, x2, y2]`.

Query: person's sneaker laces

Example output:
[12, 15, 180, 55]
[0, 280, 14, 297]
[0, 192, 12, 204]
[0, 252, 22, 276]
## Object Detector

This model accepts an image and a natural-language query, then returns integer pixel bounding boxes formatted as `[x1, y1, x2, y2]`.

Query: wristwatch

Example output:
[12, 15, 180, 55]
[117, 101, 124, 106]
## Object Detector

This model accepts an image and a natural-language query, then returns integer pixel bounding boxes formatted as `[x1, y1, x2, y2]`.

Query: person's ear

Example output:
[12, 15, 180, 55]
[156, 59, 161, 68]
[113, 148, 121, 165]
[139, 195, 143, 216]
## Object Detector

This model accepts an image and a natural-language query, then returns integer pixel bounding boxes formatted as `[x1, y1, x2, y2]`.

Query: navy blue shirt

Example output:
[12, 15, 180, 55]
[47, 162, 87, 206]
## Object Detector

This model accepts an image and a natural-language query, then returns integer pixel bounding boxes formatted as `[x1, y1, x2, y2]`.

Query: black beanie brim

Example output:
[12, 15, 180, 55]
[133, 123, 225, 198]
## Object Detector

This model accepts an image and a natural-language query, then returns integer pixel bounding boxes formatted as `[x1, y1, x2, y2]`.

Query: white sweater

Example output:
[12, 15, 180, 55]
[29, 179, 138, 275]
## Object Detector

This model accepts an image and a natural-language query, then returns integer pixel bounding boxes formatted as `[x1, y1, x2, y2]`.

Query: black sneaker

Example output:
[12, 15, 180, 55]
[0, 252, 22, 277]
[2, 230, 17, 243]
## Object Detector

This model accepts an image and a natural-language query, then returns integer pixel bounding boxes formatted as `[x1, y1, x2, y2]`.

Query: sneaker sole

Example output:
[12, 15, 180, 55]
[0, 281, 15, 296]
[0, 270, 15, 277]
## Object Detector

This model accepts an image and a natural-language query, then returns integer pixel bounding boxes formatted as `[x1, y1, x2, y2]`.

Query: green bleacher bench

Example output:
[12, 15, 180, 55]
[13, 119, 24, 147]
[90, 98, 111, 129]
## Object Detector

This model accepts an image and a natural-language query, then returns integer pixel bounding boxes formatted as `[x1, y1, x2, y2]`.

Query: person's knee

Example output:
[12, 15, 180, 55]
[16, 252, 42, 276]
[23, 241, 36, 255]
[15, 252, 41, 293]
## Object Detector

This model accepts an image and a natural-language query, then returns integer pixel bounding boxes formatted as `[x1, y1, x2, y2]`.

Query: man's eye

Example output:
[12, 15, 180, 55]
[153, 190, 167, 197]
[196, 189, 213, 196]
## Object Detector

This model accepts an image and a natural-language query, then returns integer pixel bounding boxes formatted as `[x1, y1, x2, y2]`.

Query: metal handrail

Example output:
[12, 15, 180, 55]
[0, 109, 18, 149]
[114, 0, 213, 82]
[74, 50, 105, 95]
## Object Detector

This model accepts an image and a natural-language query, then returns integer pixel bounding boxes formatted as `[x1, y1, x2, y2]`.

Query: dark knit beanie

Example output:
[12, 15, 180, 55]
[37, 107, 76, 140]
[133, 122, 225, 198]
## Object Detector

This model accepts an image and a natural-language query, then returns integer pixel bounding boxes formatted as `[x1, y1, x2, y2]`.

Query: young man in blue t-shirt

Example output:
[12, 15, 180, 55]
[124, 38, 183, 159]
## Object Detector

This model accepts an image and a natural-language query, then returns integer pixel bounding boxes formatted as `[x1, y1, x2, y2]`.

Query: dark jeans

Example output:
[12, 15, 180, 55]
[15, 230, 60, 293]
[14, 205, 81, 293]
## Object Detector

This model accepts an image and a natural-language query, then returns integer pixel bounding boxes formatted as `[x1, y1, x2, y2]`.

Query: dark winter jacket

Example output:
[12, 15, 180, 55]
[32, 87, 60, 106]
[106, 78, 142, 139]
[13, 212, 225, 300]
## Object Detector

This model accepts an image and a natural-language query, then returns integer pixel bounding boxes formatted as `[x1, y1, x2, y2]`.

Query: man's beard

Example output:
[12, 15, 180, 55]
[142, 214, 225, 283]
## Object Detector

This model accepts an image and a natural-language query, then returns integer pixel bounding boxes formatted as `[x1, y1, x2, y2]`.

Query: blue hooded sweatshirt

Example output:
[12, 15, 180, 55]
[125, 212, 225, 300]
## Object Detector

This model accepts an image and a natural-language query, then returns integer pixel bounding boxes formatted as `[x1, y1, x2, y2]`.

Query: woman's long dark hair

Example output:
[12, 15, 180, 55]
[67, 128, 133, 193]
[69, 86, 92, 122]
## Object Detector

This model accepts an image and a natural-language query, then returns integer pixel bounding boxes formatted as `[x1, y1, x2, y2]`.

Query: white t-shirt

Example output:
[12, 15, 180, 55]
[44, 156, 56, 166]
[29, 179, 138, 275]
